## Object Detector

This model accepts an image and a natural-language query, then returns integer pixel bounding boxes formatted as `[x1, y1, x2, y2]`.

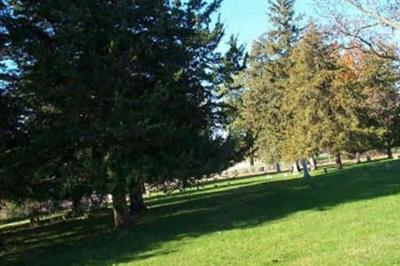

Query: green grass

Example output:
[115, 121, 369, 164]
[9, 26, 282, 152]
[2, 160, 400, 266]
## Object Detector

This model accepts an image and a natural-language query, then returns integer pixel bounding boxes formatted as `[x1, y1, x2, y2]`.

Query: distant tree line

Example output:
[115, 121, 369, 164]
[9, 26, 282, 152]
[228, 0, 400, 178]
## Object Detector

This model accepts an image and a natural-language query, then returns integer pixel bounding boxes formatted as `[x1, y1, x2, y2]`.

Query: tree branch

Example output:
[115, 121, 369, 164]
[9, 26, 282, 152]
[346, 0, 400, 31]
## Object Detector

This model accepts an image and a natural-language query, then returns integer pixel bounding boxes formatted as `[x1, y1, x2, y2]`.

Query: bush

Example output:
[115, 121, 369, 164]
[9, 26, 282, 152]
[316, 153, 330, 162]
[0, 201, 34, 222]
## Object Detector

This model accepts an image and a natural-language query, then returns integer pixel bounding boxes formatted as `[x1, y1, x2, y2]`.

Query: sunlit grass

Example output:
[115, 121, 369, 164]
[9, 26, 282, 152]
[1, 159, 400, 266]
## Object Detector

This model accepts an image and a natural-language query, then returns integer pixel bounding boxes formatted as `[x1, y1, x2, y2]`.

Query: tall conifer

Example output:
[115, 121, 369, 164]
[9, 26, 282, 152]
[242, 0, 300, 166]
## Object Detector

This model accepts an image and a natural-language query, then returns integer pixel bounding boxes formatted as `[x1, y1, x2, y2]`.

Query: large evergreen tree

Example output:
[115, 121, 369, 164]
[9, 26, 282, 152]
[3, 0, 170, 227]
[2, 0, 243, 227]
[242, 0, 300, 168]
[283, 25, 378, 170]
[282, 24, 337, 175]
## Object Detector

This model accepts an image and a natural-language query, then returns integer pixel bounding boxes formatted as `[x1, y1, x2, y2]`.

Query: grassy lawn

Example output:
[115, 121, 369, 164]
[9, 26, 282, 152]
[1, 159, 400, 266]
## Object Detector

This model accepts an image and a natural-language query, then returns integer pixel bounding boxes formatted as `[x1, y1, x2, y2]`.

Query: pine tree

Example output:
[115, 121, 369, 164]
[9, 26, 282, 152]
[2, 0, 243, 227]
[282, 24, 338, 171]
[283, 24, 376, 170]
[282, 24, 332, 175]
[359, 52, 400, 158]
[242, 0, 300, 167]
[220, 36, 253, 168]
[3, 0, 170, 227]
[337, 46, 371, 160]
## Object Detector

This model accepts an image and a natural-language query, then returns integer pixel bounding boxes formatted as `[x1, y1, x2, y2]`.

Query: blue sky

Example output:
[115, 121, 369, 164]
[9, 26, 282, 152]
[216, 0, 315, 51]
[216, 0, 400, 52]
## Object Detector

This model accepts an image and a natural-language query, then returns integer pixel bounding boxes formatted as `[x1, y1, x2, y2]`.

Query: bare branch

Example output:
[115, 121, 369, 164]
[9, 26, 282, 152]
[346, 0, 400, 31]
[316, 0, 400, 61]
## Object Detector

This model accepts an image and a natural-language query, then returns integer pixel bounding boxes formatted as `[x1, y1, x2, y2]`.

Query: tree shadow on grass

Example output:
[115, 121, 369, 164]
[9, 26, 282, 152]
[145, 177, 266, 208]
[1, 160, 400, 266]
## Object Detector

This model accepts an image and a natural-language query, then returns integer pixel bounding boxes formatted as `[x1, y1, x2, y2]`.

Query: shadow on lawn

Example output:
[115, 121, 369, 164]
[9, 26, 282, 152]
[1, 160, 400, 266]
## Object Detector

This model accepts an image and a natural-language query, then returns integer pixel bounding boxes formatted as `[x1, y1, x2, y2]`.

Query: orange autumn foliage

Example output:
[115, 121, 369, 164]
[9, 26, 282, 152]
[338, 43, 366, 81]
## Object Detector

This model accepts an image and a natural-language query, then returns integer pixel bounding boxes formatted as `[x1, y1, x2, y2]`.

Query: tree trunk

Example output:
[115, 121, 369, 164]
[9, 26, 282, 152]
[309, 156, 317, 170]
[335, 153, 343, 169]
[249, 152, 255, 172]
[275, 163, 281, 173]
[129, 182, 147, 215]
[355, 152, 361, 164]
[112, 188, 129, 229]
[292, 161, 300, 175]
[249, 153, 255, 166]
[387, 147, 393, 159]
[179, 178, 189, 191]
[301, 159, 311, 178]
[72, 196, 83, 216]
[142, 183, 147, 194]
